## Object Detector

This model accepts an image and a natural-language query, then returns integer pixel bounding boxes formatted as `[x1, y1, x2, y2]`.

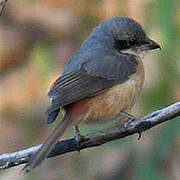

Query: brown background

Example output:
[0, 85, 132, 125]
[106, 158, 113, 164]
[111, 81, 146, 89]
[0, 0, 180, 179]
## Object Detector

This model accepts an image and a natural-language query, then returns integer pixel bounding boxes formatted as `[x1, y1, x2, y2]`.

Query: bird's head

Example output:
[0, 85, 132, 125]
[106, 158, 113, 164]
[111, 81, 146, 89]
[97, 17, 161, 58]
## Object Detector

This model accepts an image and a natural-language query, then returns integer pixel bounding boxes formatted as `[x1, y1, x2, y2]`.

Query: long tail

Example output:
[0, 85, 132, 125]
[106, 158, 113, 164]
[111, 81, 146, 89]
[22, 112, 72, 173]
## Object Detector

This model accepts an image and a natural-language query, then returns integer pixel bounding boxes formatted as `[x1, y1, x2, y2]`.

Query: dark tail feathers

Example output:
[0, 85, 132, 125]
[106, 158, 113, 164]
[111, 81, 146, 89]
[46, 108, 60, 124]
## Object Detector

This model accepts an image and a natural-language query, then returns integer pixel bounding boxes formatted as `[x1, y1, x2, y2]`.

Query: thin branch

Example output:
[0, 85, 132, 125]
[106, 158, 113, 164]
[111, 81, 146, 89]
[0, 0, 8, 16]
[0, 102, 180, 170]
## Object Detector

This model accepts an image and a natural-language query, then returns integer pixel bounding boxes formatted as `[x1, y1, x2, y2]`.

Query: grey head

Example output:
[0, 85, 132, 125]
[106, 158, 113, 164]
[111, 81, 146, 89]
[84, 17, 161, 58]
[65, 17, 160, 73]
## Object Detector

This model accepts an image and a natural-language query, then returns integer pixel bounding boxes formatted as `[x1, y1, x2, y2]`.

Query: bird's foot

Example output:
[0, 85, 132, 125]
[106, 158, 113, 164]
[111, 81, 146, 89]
[122, 112, 137, 128]
[74, 126, 84, 153]
[121, 112, 142, 140]
[120, 111, 137, 122]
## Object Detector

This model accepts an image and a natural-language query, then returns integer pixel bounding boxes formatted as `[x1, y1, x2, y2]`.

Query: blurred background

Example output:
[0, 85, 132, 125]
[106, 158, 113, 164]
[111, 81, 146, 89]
[0, 0, 180, 179]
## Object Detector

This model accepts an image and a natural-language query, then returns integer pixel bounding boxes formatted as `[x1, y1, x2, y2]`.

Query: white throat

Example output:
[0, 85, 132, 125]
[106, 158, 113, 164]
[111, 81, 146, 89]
[121, 49, 148, 59]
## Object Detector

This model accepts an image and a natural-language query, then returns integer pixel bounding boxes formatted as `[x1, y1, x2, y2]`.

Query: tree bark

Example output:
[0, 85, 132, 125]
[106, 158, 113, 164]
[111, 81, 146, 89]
[0, 102, 180, 170]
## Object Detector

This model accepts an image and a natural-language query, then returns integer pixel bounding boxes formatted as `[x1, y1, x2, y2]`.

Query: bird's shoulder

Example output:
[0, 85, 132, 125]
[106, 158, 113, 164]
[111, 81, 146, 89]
[64, 49, 139, 81]
[82, 52, 139, 81]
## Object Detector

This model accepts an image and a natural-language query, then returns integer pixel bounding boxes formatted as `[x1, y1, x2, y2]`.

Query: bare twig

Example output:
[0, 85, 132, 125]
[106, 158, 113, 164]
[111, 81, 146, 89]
[0, 0, 8, 16]
[0, 102, 180, 170]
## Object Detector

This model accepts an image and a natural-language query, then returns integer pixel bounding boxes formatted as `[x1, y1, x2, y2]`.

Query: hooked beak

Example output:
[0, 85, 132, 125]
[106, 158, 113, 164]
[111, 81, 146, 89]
[136, 39, 161, 51]
[145, 39, 161, 50]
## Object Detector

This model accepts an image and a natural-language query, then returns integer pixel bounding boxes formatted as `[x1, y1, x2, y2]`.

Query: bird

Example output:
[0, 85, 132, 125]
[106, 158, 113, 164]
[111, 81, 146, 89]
[22, 16, 161, 172]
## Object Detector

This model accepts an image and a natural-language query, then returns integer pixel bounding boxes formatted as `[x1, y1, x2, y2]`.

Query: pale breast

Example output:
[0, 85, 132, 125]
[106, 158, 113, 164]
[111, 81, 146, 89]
[70, 57, 145, 125]
[83, 57, 145, 124]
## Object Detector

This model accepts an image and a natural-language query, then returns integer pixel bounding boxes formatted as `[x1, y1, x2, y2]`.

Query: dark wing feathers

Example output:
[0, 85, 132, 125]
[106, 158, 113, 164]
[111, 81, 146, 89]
[46, 54, 138, 124]
[84, 55, 138, 79]
[48, 71, 81, 97]
[47, 70, 112, 112]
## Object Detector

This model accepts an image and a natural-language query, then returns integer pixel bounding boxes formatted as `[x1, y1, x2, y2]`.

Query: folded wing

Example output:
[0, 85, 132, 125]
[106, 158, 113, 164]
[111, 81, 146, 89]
[47, 54, 138, 124]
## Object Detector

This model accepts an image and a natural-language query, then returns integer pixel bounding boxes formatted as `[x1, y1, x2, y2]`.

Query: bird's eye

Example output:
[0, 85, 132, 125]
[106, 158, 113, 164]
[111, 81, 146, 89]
[114, 39, 130, 51]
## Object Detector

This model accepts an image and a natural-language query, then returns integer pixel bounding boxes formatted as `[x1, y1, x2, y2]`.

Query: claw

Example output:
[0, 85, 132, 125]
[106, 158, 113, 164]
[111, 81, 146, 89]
[74, 126, 83, 153]
[137, 132, 142, 140]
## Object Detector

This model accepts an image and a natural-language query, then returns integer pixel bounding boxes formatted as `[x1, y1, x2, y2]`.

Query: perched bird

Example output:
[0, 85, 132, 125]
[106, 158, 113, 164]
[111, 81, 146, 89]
[23, 17, 161, 172]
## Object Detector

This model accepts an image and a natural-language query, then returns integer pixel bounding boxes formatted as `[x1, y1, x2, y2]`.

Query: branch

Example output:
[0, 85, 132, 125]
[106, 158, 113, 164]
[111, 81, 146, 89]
[0, 0, 8, 16]
[0, 102, 180, 170]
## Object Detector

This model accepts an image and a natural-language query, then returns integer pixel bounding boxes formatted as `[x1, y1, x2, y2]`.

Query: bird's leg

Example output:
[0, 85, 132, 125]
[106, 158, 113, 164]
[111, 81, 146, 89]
[120, 112, 142, 140]
[74, 125, 83, 152]
[120, 111, 136, 121]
